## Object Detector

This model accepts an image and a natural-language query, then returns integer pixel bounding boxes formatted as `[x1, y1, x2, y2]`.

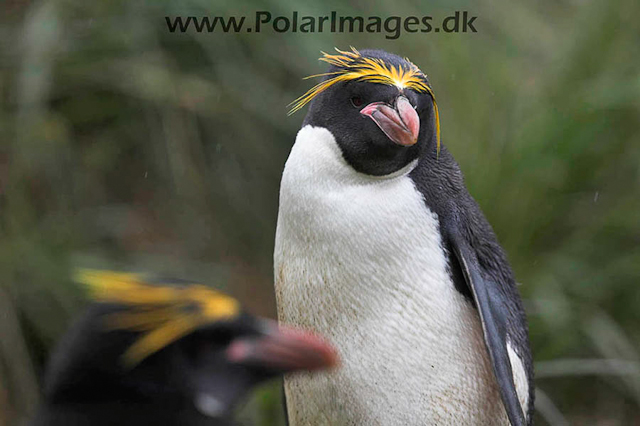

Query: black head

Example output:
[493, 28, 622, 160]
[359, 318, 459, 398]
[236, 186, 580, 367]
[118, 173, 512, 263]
[32, 271, 337, 426]
[291, 48, 440, 176]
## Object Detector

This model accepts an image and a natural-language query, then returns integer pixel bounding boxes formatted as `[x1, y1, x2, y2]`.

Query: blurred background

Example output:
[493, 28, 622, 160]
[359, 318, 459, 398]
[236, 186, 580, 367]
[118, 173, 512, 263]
[1, 0, 639, 424]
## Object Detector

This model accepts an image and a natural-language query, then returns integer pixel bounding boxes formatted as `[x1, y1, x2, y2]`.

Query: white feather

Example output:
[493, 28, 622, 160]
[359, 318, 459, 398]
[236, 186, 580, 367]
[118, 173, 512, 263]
[275, 125, 527, 425]
[508, 341, 530, 417]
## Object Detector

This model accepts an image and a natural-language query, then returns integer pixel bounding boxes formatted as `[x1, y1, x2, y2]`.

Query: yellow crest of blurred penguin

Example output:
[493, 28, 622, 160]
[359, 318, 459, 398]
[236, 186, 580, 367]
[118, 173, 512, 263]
[75, 269, 240, 366]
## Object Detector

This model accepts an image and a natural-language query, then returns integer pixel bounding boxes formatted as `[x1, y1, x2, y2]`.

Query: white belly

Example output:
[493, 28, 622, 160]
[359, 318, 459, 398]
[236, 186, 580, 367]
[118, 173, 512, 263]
[274, 126, 511, 425]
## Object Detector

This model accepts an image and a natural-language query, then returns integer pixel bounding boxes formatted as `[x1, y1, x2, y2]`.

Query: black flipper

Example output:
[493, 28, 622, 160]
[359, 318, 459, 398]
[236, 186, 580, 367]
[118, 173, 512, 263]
[449, 232, 526, 426]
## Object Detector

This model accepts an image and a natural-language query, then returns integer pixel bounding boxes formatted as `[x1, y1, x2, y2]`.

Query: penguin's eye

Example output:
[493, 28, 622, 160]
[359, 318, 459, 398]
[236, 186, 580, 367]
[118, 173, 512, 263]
[350, 97, 363, 108]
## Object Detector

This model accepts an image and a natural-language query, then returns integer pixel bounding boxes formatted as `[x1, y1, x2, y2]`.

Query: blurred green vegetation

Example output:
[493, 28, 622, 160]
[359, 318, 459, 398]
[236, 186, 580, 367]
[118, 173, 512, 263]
[1, 0, 639, 425]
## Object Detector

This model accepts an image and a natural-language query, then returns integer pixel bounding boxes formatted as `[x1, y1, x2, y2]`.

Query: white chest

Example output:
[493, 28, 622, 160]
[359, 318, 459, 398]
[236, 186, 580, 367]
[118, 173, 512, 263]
[274, 126, 510, 425]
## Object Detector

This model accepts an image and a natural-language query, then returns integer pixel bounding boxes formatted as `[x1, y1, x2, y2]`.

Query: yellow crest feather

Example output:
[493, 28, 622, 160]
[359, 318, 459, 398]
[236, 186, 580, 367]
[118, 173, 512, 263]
[288, 47, 441, 155]
[75, 269, 240, 366]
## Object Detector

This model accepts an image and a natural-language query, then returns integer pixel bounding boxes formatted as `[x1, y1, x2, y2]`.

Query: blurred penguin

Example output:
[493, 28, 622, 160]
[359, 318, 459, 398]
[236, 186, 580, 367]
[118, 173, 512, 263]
[31, 270, 338, 426]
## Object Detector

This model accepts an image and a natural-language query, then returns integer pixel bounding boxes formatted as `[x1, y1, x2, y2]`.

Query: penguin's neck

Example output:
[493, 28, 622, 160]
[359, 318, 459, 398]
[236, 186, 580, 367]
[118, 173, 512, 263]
[279, 125, 418, 186]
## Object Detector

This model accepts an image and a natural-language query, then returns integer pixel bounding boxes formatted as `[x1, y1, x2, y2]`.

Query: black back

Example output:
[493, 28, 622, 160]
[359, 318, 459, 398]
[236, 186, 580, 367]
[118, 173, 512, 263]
[410, 145, 534, 421]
